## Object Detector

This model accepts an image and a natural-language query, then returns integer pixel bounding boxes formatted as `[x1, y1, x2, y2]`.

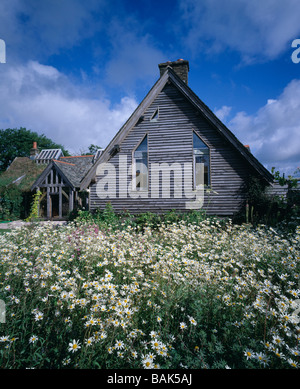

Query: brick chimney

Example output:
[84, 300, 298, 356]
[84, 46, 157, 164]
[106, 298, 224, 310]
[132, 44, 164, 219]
[30, 141, 39, 159]
[158, 59, 189, 84]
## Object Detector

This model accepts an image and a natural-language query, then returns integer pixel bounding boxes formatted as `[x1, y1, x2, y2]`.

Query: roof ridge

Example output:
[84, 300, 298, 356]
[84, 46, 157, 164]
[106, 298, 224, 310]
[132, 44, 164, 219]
[60, 155, 94, 158]
[53, 159, 75, 166]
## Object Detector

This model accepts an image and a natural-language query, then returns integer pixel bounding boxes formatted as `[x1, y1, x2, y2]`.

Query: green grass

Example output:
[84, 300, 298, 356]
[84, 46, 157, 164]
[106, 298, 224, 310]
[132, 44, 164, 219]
[0, 229, 11, 234]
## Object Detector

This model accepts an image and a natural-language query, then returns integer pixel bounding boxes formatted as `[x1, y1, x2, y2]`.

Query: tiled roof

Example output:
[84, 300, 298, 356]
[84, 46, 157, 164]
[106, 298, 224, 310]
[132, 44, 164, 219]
[53, 155, 94, 188]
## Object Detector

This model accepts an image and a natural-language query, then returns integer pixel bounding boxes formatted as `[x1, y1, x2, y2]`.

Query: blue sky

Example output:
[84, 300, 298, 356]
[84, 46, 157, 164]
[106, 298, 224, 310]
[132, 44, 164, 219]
[0, 0, 299, 176]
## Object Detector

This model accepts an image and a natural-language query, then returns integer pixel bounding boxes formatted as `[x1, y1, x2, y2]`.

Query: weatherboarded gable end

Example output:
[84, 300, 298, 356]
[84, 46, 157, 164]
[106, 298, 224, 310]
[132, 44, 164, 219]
[82, 61, 273, 215]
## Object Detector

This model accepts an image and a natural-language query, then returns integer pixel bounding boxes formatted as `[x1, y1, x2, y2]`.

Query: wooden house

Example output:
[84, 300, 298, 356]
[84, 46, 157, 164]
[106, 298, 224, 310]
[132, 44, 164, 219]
[80, 59, 274, 216]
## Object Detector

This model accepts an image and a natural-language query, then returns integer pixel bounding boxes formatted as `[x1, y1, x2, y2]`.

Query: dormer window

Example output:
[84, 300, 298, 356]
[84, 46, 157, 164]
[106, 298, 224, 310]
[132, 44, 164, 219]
[193, 132, 210, 187]
[133, 135, 148, 190]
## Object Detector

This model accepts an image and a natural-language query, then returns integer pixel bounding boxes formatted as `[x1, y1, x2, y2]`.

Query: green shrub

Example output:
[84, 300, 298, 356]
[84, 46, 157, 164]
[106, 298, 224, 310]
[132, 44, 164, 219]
[240, 174, 300, 229]
[0, 185, 23, 221]
[73, 206, 210, 232]
[25, 190, 42, 222]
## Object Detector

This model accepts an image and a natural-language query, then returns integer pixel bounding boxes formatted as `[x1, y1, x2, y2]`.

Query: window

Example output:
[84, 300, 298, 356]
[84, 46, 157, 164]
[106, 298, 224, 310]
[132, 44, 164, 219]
[133, 135, 148, 190]
[193, 132, 210, 187]
[150, 108, 159, 122]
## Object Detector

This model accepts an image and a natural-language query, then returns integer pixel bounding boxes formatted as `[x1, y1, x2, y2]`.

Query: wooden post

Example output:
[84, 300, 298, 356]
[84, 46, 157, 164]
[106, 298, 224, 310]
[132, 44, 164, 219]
[37, 187, 40, 217]
[69, 189, 74, 212]
[47, 187, 51, 219]
[59, 186, 62, 218]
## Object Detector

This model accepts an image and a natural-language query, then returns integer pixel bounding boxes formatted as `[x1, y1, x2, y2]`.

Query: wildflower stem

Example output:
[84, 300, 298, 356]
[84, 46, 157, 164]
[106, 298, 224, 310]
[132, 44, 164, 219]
[263, 294, 273, 343]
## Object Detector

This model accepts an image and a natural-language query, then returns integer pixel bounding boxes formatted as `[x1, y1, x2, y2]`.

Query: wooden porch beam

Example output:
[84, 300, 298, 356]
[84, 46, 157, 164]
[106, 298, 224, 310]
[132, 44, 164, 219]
[47, 187, 51, 219]
[59, 186, 62, 218]
[69, 189, 74, 212]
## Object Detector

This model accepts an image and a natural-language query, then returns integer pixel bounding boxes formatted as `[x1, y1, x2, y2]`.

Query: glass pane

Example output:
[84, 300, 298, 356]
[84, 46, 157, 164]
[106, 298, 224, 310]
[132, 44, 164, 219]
[134, 150, 147, 159]
[136, 159, 148, 172]
[193, 133, 209, 186]
[195, 154, 209, 165]
[195, 160, 209, 186]
[134, 135, 148, 190]
[194, 149, 208, 156]
[136, 136, 147, 152]
[193, 132, 208, 150]
[136, 160, 148, 190]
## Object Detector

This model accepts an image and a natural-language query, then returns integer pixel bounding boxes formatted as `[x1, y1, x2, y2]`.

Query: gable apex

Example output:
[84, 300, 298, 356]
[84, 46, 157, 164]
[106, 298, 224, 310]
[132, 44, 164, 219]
[158, 59, 189, 84]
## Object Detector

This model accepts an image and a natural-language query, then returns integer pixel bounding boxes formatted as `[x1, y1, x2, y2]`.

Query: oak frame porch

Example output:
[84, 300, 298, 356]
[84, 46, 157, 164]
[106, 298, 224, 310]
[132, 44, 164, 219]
[32, 162, 75, 220]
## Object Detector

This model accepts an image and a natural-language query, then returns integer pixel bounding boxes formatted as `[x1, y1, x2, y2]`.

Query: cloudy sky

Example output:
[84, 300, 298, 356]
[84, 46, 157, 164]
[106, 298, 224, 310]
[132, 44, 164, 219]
[0, 0, 299, 176]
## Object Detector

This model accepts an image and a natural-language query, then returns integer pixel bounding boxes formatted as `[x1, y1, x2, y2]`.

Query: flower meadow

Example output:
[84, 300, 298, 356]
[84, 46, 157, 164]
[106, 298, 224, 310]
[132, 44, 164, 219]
[0, 217, 299, 369]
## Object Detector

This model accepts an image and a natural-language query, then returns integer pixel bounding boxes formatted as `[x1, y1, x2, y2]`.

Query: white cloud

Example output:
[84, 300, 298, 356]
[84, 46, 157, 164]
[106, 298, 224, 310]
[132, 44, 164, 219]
[214, 105, 232, 121]
[178, 0, 300, 61]
[104, 19, 166, 90]
[0, 0, 104, 61]
[0, 61, 137, 154]
[0, 0, 167, 92]
[228, 79, 300, 175]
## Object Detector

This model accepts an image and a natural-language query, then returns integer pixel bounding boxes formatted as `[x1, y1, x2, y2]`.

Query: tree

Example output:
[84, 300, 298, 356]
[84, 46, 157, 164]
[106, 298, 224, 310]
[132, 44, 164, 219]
[80, 144, 103, 155]
[0, 127, 70, 172]
[87, 144, 103, 155]
[271, 167, 298, 189]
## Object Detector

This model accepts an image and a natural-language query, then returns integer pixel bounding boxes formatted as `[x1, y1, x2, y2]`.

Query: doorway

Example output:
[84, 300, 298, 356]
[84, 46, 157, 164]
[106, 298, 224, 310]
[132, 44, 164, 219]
[51, 194, 59, 217]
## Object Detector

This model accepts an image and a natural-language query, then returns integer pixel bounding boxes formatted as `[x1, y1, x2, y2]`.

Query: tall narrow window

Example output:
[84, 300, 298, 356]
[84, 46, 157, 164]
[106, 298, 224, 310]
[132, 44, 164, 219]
[193, 132, 210, 187]
[133, 135, 148, 190]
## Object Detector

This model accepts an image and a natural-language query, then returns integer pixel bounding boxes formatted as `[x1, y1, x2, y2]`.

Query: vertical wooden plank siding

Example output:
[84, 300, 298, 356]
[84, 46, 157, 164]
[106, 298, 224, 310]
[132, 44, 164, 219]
[90, 83, 257, 215]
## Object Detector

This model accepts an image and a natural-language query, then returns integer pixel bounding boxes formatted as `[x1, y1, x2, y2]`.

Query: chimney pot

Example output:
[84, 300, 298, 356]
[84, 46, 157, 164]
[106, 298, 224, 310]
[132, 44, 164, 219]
[30, 142, 39, 159]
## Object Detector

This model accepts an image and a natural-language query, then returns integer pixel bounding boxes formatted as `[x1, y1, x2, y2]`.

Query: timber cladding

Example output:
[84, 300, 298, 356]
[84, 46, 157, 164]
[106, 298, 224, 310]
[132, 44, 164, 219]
[82, 60, 272, 216]
[89, 82, 260, 216]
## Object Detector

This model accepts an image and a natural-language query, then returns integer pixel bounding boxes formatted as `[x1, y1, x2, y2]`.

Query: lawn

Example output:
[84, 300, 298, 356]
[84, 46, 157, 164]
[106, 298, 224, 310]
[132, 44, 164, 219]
[0, 217, 299, 369]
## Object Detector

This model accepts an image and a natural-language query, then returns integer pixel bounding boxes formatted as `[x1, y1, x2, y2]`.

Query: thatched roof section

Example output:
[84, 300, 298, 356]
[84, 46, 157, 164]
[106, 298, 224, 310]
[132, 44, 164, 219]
[0, 157, 45, 191]
[2, 153, 97, 194]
